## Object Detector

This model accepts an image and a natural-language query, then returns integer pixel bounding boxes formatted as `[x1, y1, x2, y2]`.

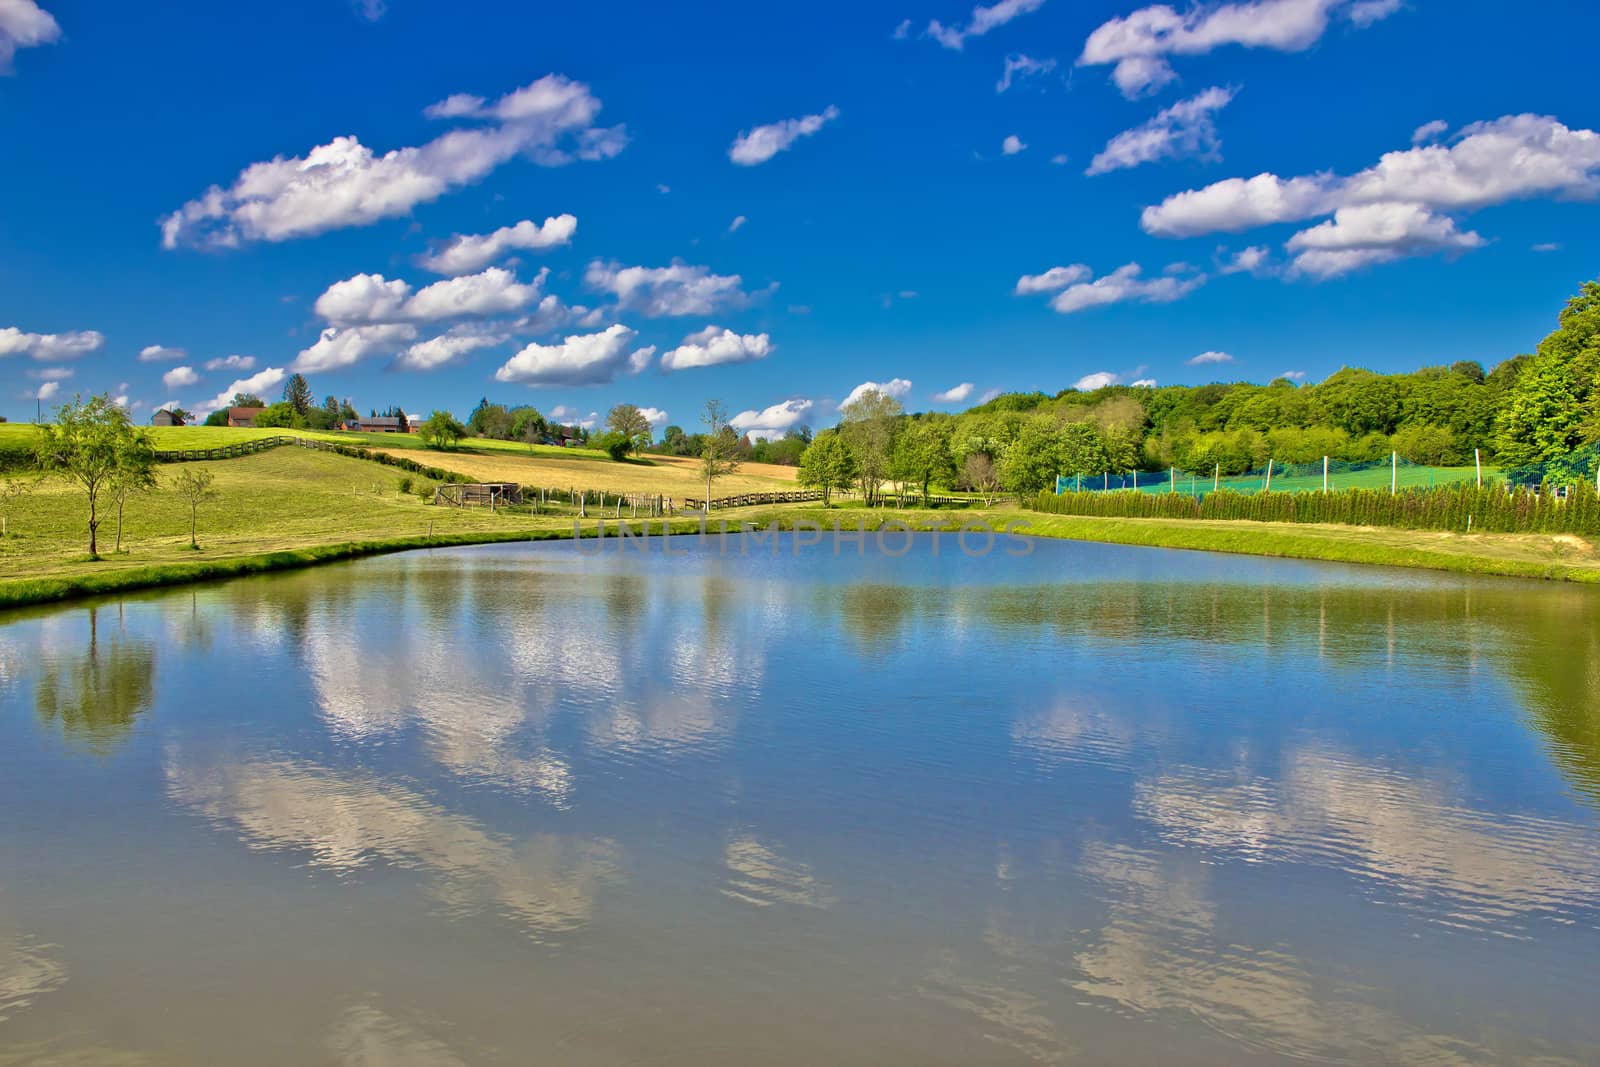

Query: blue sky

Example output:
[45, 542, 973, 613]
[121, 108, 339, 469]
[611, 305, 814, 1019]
[2, 0, 1598, 436]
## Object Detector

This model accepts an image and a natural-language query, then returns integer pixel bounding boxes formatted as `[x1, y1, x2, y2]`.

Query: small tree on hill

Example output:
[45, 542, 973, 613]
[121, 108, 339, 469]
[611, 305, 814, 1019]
[962, 453, 1001, 505]
[699, 399, 742, 509]
[798, 431, 857, 506]
[171, 468, 218, 549]
[282, 373, 313, 416]
[606, 403, 653, 455]
[33, 394, 138, 559]
[110, 429, 158, 554]
[419, 410, 467, 450]
[840, 388, 902, 506]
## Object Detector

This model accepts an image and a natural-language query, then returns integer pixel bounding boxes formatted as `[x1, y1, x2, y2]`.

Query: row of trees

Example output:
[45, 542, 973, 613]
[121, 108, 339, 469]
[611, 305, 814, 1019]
[963, 280, 1600, 474]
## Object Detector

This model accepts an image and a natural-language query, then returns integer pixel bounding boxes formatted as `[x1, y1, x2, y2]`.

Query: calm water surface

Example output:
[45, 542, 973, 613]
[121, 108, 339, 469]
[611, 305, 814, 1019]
[2, 534, 1599, 1065]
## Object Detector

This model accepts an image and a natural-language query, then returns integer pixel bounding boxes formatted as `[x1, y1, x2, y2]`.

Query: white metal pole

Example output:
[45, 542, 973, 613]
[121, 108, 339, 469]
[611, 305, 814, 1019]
[1171, 467, 1176, 493]
[1323, 456, 1329, 493]
[1475, 448, 1482, 489]
[1264, 459, 1273, 493]
[1214, 464, 1220, 493]
[1391, 451, 1397, 495]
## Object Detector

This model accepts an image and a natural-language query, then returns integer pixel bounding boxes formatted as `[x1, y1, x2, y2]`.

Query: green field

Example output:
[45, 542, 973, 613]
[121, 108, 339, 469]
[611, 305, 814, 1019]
[1062, 463, 1500, 496]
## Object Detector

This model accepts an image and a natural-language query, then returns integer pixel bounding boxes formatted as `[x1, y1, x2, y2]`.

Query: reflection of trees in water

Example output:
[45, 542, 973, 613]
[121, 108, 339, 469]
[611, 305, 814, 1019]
[35, 605, 155, 754]
[962, 579, 1600, 812]
[830, 583, 918, 650]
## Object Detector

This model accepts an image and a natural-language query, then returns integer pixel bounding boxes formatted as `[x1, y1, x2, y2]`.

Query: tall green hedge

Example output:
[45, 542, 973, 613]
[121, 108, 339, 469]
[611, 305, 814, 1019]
[1030, 484, 1600, 537]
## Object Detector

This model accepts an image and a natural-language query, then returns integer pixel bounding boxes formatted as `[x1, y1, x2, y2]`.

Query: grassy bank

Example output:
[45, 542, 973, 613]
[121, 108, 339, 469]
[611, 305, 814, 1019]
[745, 506, 1600, 584]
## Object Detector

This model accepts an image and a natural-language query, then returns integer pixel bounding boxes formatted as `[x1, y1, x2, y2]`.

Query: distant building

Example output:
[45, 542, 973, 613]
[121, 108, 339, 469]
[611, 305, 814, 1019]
[357, 416, 406, 433]
[151, 409, 184, 427]
[227, 406, 266, 428]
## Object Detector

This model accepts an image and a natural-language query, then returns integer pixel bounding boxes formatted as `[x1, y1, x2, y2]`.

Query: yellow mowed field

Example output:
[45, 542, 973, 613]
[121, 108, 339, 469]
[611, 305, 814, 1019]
[371, 445, 797, 499]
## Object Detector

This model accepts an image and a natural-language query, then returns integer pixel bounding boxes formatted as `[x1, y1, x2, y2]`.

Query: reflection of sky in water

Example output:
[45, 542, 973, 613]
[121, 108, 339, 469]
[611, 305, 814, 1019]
[0, 535, 1598, 1064]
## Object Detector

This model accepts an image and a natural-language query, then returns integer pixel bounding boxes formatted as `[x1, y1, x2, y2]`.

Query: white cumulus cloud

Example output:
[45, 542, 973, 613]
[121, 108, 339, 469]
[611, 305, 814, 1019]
[584, 260, 752, 317]
[314, 267, 546, 325]
[1014, 264, 1093, 295]
[1073, 372, 1120, 390]
[927, 0, 1047, 51]
[138, 344, 186, 362]
[638, 406, 670, 428]
[731, 399, 813, 441]
[1018, 263, 1205, 313]
[1080, 0, 1401, 98]
[1002, 134, 1027, 155]
[494, 324, 647, 387]
[0, 327, 104, 361]
[162, 75, 623, 249]
[660, 326, 774, 372]
[1285, 202, 1486, 278]
[0, 0, 58, 73]
[729, 106, 840, 166]
[416, 214, 577, 275]
[842, 378, 912, 407]
[1188, 350, 1234, 365]
[1087, 86, 1234, 175]
[932, 383, 975, 404]
[394, 325, 510, 371]
[204, 355, 256, 372]
[293, 324, 419, 373]
[997, 53, 1056, 92]
[197, 367, 287, 415]
[33, 380, 60, 401]
[162, 365, 201, 390]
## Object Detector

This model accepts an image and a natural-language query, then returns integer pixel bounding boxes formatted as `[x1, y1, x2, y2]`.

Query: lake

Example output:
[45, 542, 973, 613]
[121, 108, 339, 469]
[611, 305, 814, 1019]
[2, 533, 1599, 1065]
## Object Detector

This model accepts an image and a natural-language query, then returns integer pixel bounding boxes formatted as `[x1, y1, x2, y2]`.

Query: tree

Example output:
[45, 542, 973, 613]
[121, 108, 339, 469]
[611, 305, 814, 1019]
[230, 392, 265, 409]
[171, 468, 218, 549]
[282, 373, 313, 416]
[321, 395, 342, 427]
[592, 431, 632, 461]
[798, 431, 857, 505]
[1495, 353, 1585, 466]
[109, 429, 158, 554]
[203, 409, 228, 427]
[698, 400, 742, 508]
[33, 394, 138, 559]
[511, 407, 547, 449]
[839, 388, 902, 506]
[252, 401, 304, 428]
[962, 453, 1001, 505]
[891, 420, 957, 503]
[606, 403, 653, 455]
[419, 410, 467, 450]
[660, 424, 689, 456]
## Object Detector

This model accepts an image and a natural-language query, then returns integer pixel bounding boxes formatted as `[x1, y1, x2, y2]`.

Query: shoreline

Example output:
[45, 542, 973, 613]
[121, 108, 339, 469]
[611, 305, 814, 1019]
[3, 510, 1597, 613]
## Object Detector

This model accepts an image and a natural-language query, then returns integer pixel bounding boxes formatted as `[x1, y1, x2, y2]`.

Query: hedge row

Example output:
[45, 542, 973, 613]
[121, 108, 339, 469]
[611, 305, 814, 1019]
[1030, 484, 1600, 536]
[310, 441, 472, 484]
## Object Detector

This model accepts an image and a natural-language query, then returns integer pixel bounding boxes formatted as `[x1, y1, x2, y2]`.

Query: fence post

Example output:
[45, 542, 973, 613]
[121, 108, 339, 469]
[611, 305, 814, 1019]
[1475, 448, 1482, 489]
[1170, 467, 1176, 494]
[1264, 459, 1273, 493]
[1391, 451, 1397, 495]
[1323, 456, 1328, 493]
[1214, 464, 1219, 493]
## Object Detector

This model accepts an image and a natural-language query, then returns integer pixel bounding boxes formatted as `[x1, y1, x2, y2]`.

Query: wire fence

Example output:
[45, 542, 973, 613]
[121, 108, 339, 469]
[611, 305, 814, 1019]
[1055, 453, 1497, 499]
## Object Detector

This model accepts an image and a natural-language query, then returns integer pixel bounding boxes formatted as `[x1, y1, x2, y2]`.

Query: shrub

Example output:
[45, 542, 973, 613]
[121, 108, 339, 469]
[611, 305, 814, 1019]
[398, 475, 413, 494]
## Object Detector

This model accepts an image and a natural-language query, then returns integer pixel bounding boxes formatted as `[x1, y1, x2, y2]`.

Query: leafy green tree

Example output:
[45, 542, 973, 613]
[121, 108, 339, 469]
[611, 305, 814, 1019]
[1495, 353, 1585, 465]
[511, 406, 547, 448]
[109, 429, 158, 554]
[282, 373, 313, 416]
[698, 399, 742, 508]
[593, 431, 632, 461]
[171, 467, 218, 549]
[660, 424, 689, 455]
[33, 394, 140, 559]
[230, 392, 266, 408]
[203, 410, 228, 427]
[840, 388, 902, 505]
[419, 410, 467, 450]
[798, 431, 858, 505]
[252, 401, 305, 428]
[321, 395, 342, 427]
[606, 403, 653, 454]
[891, 419, 956, 503]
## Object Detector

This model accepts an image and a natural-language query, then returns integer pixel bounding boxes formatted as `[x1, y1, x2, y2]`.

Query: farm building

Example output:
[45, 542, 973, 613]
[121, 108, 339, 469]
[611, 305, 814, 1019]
[357, 416, 407, 433]
[227, 406, 266, 428]
[151, 409, 185, 427]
